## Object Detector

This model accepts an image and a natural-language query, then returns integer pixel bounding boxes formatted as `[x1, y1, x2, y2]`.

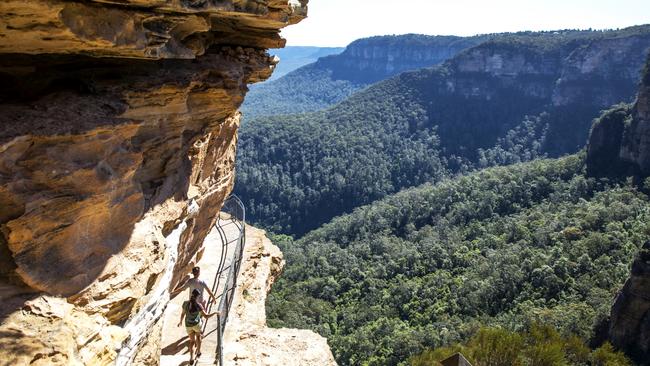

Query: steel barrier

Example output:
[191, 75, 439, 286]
[201, 195, 246, 365]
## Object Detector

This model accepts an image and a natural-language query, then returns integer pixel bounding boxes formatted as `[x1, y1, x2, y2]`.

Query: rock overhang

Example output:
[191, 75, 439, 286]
[0, 0, 308, 60]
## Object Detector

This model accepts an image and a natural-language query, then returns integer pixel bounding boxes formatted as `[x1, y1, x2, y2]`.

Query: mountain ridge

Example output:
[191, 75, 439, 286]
[236, 25, 650, 235]
[242, 33, 489, 118]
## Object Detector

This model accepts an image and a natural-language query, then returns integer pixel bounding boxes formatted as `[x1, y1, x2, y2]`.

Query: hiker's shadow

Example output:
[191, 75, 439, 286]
[161, 336, 190, 356]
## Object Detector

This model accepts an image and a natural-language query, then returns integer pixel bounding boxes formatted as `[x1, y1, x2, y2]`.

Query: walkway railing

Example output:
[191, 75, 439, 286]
[202, 195, 246, 366]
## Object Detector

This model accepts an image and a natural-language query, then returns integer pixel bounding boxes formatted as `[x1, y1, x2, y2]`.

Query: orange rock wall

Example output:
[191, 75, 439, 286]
[0, 1, 307, 364]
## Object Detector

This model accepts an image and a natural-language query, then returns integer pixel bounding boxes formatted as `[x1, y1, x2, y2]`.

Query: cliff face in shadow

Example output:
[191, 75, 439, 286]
[0, 1, 306, 364]
[609, 241, 650, 365]
[586, 53, 650, 179]
[586, 53, 650, 364]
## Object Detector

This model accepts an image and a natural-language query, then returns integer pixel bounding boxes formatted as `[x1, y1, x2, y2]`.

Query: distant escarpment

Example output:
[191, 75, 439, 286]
[439, 27, 650, 157]
[317, 34, 490, 84]
[242, 34, 488, 118]
[0, 0, 306, 365]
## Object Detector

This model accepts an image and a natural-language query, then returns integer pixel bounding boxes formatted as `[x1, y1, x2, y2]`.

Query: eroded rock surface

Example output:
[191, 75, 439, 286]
[0, 0, 307, 59]
[223, 225, 337, 365]
[0, 0, 307, 364]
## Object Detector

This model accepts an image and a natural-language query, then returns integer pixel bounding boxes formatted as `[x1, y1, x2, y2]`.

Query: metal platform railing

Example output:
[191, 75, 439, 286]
[201, 195, 246, 366]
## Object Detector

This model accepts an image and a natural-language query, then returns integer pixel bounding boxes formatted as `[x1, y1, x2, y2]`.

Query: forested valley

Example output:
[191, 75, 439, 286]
[237, 25, 650, 366]
[237, 26, 650, 236]
[266, 154, 650, 365]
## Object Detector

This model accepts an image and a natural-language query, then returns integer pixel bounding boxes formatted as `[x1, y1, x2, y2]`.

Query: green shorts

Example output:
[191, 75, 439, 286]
[186, 324, 201, 334]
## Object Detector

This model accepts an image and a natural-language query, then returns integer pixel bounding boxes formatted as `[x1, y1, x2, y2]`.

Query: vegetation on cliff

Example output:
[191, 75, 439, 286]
[266, 155, 650, 365]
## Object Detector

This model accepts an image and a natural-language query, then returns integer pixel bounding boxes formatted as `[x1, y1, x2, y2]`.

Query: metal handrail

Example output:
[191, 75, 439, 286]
[201, 195, 246, 366]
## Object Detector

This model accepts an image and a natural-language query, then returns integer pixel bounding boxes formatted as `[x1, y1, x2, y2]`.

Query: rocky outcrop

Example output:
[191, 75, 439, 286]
[0, 0, 307, 59]
[609, 241, 650, 365]
[223, 225, 337, 365]
[585, 104, 634, 177]
[0, 1, 307, 364]
[587, 53, 650, 179]
[620, 55, 650, 176]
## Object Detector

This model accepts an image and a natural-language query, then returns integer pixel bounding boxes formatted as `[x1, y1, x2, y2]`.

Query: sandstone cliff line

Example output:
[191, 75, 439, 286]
[0, 1, 307, 364]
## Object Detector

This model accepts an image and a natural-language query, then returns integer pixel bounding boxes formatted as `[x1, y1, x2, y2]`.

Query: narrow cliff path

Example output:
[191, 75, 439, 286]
[160, 220, 241, 366]
[159, 217, 336, 366]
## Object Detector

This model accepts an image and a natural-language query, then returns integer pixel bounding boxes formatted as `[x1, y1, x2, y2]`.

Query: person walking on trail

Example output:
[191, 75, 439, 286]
[178, 289, 218, 363]
[171, 266, 217, 307]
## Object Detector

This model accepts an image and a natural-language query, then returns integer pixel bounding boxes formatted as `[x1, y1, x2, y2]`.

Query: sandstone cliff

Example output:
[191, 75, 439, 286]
[444, 29, 650, 156]
[241, 33, 489, 119]
[0, 1, 307, 364]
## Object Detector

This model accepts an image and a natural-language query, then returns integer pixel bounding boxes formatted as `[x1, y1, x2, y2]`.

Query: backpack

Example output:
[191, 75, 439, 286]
[183, 301, 201, 326]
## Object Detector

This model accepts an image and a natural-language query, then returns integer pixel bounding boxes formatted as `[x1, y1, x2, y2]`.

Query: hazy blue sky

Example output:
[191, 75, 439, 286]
[281, 0, 650, 47]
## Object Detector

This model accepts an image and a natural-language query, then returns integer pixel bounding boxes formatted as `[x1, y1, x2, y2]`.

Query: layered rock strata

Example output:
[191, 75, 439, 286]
[0, 1, 306, 364]
[223, 225, 337, 365]
[0, 0, 307, 59]
[317, 34, 488, 83]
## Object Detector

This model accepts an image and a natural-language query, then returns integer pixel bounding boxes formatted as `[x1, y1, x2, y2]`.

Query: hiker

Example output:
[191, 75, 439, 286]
[171, 266, 217, 307]
[178, 289, 218, 363]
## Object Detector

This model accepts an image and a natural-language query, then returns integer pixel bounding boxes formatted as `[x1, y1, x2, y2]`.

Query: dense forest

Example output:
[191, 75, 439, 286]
[236, 27, 650, 236]
[237, 74, 448, 235]
[266, 154, 650, 365]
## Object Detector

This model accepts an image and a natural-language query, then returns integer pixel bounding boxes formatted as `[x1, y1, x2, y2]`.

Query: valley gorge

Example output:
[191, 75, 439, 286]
[236, 27, 650, 236]
[0, 0, 331, 365]
[247, 29, 650, 365]
[1, 1, 650, 365]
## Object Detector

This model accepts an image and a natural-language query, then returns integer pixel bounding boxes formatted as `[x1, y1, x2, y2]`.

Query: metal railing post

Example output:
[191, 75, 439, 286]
[215, 314, 221, 365]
